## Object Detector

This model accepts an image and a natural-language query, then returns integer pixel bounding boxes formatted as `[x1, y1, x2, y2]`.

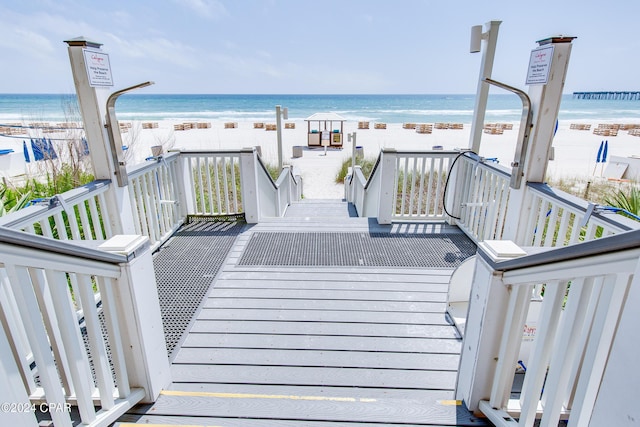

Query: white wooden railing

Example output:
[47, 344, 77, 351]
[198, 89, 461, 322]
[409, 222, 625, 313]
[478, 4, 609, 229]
[0, 227, 169, 427]
[0, 180, 113, 241]
[457, 229, 640, 426]
[127, 152, 183, 251]
[453, 153, 512, 241]
[346, 149, 459, 223]
[178, 150, 243, 217]
[453, 152, 639, 245]
[177, 148, 302, 223]
[392, 151, 458, 221]
[348, 150, 639, 243]
[519, 182, 637, 247]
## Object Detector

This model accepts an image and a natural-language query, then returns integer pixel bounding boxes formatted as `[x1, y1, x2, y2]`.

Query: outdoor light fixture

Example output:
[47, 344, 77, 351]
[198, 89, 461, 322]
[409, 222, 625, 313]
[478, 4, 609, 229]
[470, 25, 483, 53]
[275, 105, 288, 170]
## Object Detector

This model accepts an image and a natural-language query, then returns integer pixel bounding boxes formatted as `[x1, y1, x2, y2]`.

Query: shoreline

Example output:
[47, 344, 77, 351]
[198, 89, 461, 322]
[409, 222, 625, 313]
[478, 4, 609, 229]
[1, 118, 639, 199]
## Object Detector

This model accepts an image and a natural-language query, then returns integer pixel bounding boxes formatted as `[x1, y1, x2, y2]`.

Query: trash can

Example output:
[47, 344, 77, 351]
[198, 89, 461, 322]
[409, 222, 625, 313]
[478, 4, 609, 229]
[355, 146, 364, 159]
[292, 146, 303, 158]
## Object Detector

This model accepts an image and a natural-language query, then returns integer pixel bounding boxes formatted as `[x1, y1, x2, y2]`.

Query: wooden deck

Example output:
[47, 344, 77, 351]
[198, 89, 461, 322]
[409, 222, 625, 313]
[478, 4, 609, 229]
[118, 200, 488, 426]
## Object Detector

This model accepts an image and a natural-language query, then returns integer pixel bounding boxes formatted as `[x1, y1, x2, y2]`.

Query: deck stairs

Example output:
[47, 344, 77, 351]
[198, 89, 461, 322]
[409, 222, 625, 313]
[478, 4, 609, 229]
[117, 199, 488, 426]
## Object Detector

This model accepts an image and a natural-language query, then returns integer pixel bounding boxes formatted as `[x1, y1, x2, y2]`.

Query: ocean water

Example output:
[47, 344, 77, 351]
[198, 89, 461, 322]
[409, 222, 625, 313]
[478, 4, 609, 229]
[1, 93, 639, 125]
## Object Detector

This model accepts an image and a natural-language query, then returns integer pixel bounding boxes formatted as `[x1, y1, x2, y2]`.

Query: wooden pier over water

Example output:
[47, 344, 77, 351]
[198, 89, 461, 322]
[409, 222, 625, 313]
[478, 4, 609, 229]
[117, 200, 488, 426]
[573, 91, 640, 100]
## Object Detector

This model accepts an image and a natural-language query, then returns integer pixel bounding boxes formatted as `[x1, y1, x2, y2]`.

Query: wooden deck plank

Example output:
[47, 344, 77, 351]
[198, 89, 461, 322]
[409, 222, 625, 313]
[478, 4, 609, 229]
[118, 413, 478, 427]
[165, 382, 456, 401]
[216, 270, 451, 283]
[189, 320, 459, 339]
[209, 288, 448, 302]
[171, 364, 457, 390]
[197, 308, 451, 325]
[181, 333, 461, 354]
[204, 297, 446, 313]
[213, 278, 451, 292]
[173, 348, 460, 371]
[129, 389, 485, 425]
[120, 212, 486, 426]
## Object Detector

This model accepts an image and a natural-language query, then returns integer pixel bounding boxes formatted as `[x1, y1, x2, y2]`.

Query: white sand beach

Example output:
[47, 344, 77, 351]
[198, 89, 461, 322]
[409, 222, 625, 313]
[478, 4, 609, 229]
[2, 119, 639, 199]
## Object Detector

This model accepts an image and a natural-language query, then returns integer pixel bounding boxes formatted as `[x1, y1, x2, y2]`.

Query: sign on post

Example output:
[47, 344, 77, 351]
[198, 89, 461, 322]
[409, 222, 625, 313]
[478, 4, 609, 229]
[526, 44, 554, 85]
[83, 49, 113, 87]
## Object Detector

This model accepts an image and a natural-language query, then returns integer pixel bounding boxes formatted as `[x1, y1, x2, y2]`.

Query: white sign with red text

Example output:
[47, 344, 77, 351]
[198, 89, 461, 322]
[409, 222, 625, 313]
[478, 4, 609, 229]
[83, 49, 113, 87]
[526, 44, 554, 85]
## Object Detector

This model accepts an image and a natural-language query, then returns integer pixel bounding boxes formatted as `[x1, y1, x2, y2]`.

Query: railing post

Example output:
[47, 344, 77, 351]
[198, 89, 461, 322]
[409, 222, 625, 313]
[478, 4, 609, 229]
[590, 257, 640, 426]
[377, 149, 397, 225]
[240, 148, 260, 224]
[456, 251, 512, 412]
[445, 151, 465, 225]
[102, 235, 171, 402]
[174, 152, 195, 218]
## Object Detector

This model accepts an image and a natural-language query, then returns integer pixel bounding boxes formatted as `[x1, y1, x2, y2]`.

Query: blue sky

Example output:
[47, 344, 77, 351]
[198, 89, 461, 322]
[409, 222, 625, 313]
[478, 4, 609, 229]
[0, 0, 638, 94]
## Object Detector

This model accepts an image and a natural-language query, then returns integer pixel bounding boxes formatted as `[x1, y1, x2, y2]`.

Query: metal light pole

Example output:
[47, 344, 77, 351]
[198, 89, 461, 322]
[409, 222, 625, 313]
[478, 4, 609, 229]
[275, 105, 288, 170]
[468, 20, 501, 154]
[348, 132, 357, 170]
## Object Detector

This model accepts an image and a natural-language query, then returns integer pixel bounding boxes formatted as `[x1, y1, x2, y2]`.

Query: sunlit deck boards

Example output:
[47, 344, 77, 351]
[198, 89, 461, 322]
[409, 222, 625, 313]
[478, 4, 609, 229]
[121, 201, 487, 426]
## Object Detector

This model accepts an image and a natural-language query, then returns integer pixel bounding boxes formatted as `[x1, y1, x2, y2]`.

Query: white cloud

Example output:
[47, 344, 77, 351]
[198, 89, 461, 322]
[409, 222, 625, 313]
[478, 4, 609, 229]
[106, 34, 201, 69]
[173, 0, 227, 20]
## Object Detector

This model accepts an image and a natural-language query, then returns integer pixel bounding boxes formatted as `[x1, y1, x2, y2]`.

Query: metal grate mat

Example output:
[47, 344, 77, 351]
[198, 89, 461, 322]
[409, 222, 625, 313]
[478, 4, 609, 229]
[238, 232, 476, 268]
[152, 220, 243, 358]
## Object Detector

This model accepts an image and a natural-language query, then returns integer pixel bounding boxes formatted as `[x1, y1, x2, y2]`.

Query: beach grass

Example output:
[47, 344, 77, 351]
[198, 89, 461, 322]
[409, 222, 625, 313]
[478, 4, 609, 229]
[335, 157, 378, 183]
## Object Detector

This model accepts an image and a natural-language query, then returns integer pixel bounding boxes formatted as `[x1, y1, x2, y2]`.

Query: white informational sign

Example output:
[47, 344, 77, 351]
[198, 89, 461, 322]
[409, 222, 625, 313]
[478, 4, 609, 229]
[526, 44, 555, 85]
[83, 49, 113, 87]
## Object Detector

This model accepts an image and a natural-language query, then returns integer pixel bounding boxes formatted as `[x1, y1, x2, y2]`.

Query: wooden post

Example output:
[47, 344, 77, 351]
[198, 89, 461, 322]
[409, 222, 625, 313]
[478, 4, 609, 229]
[589, 259, 640, 426]
[240, 148, 260, 223]
[377, 149, 397, 224]
[65, 38, 137, 235]
[455, 252, 511, 412]
[456, 241, 531, 411]
[173, 152, 194, 218]
[500, 36, 575, 244]
[102, 235, 171, 402]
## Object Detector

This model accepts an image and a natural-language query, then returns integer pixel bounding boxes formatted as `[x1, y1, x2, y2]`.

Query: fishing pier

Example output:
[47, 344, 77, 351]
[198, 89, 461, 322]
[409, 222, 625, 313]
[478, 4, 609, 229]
[573, 91, 640, 100]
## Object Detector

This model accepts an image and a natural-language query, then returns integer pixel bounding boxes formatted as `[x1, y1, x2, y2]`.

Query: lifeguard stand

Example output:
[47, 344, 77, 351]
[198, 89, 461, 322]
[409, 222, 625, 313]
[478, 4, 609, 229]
[305, 112, 346, 149]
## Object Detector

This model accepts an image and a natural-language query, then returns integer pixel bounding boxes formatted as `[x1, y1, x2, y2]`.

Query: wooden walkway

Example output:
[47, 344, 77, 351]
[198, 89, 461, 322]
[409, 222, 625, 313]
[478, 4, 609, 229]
[118, 200, 488, 426]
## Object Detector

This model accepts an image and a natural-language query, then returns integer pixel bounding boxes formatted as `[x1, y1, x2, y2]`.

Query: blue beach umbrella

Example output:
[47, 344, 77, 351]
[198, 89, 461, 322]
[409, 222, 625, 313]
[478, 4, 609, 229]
[45, 138, 57, 159]
[23, 140, 30, 163]
[81, 137, 90, 156]
[602, 140, 608, 163]
[596, 140, 604, 163]
[31, 138, 44, 161]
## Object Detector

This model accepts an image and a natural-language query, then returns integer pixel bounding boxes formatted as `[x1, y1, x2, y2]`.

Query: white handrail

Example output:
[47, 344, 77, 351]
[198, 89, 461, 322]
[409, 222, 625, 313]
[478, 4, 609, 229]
[458, 229, 640, 426]
[0, 180, 113, 241]
[520, 182, 639, 247]
[0, 230, 151, 426]
[127, 152, 182, 251]
[178, 150, 243, 216]
[454, 154, 511, 241]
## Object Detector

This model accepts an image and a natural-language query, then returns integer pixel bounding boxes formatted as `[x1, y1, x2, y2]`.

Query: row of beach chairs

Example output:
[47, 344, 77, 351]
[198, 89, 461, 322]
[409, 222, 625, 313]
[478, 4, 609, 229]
[0, 122, 86, 136]
[252, 122, 295, 130]
[173, 122, 210, 131]
[483, 123, 513, 135]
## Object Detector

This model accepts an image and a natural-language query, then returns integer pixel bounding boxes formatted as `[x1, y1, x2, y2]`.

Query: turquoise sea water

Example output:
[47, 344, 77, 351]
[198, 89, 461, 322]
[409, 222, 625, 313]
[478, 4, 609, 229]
[1, 93, 639, 124]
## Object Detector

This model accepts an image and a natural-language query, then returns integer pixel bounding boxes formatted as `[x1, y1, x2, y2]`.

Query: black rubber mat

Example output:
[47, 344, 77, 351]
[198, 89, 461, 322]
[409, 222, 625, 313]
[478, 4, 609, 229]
[152, 220, 243, 358]
[238, 232, 476, 268]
